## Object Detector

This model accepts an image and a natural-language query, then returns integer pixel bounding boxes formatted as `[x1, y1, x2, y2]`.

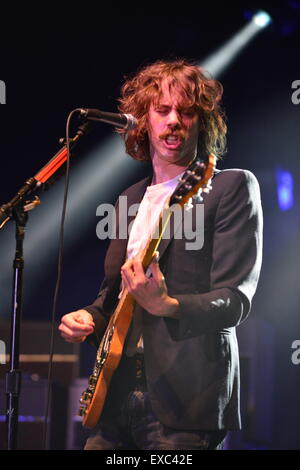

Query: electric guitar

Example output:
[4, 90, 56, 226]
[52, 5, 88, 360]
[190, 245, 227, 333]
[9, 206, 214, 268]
[79, 154, 216, 428]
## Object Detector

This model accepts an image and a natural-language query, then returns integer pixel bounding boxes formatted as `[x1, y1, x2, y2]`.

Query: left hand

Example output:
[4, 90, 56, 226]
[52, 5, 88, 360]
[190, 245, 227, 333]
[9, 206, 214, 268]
[120, 252, 179, 318]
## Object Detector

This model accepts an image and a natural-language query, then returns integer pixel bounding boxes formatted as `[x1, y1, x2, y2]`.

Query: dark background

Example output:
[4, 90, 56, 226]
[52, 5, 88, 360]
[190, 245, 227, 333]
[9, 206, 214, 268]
[0, 2, 299, 450]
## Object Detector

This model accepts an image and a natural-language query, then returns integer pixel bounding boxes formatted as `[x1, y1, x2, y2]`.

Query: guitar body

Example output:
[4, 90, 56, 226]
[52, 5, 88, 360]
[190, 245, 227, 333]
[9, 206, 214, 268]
[79, 155, 216, 428]
[81, 293, 135, 428]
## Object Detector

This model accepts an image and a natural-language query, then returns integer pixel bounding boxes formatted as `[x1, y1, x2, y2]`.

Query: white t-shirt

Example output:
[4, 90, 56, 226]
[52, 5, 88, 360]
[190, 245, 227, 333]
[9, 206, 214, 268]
[125, 172, 184, 356]
[126, 172, 184, 260]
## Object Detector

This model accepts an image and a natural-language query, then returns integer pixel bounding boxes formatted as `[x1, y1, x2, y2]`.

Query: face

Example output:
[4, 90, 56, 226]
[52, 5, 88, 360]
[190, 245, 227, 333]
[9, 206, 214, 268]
[147, 80, 200, 167]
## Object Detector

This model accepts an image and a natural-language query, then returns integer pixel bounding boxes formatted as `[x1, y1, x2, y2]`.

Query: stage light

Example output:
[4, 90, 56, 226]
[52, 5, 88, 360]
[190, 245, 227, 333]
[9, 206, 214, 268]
[253, 10, 272, 28]
[276, 169, 294, 211]
[200, 10, 272, 77]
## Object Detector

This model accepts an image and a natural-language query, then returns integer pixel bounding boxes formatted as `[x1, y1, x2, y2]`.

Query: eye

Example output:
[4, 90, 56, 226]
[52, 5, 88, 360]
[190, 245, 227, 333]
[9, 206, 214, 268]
[155, 107, 169, 115]
[181, 108, 195, 117]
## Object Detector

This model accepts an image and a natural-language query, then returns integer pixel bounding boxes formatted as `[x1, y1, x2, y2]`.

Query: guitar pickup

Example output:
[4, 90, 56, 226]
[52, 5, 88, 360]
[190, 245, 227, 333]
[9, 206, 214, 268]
[79, 405, 87, 417]
[80, 390, 92, 403]
[88, 376, 98, 387]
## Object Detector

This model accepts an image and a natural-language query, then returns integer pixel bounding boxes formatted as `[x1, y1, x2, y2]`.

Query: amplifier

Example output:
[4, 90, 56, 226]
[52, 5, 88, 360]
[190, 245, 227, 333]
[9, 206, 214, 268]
[0, 320, 79, 384]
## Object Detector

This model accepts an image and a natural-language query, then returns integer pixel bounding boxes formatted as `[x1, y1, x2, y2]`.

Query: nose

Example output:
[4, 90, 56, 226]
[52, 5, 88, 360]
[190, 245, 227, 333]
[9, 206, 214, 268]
[166, 109, 181, 128]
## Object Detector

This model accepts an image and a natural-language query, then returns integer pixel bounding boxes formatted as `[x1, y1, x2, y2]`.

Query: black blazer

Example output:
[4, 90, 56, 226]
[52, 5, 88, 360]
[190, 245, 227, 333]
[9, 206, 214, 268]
[84, 168, 263, 430]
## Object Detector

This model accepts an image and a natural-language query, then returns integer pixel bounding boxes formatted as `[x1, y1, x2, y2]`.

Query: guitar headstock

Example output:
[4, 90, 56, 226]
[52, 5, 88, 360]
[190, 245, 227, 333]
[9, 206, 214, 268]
[169, 154, 216, 207]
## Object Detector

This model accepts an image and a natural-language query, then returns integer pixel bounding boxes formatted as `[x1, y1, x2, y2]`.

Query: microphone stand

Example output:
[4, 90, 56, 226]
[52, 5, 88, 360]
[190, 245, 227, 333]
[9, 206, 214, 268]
[6, 202, 29, 450]
[0, 119, 92, 449]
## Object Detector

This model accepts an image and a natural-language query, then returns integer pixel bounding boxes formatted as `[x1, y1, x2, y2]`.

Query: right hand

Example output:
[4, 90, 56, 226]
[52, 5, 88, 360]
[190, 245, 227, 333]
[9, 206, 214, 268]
[58, 309, 95, 343]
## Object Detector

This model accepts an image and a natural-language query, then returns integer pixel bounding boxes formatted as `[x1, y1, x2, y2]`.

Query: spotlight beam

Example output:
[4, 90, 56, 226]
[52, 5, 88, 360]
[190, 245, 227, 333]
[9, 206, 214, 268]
[0, 135, 141, 309]
[199, 11, 272, 77]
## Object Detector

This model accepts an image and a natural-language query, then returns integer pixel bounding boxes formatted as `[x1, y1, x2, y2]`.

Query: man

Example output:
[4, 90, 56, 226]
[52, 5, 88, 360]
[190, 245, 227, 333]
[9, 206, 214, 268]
[59, 59, 263, 450]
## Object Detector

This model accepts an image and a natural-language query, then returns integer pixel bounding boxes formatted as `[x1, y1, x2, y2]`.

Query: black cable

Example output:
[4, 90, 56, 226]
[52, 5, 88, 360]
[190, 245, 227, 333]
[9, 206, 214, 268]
[42, 109, 80, 449]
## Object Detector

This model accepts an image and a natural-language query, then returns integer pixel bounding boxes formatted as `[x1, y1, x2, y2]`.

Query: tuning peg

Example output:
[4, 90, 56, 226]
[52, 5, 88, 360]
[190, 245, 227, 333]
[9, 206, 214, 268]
[192, 188, 203, 202]
[202, 183, 212, 194]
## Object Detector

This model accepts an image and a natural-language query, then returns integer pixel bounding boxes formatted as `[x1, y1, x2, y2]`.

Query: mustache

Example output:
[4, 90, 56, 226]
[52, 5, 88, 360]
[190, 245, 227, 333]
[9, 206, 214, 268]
[159, 130, 186, 140]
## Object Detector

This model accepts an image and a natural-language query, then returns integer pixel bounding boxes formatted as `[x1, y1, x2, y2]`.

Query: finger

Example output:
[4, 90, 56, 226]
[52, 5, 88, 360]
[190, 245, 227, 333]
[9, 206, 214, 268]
[132, 258, 148, 281]
[59, 320, 94, 337]
[59, 324, 82, 339]
[149, 258, 164, 283]
[60, 322, 94, 336]
[75, 316, 94, 326]
[121, 268, 134, 291]
[61, 314, 94, 331]
[73, 311, 95, 326]
[60, 331, 86, 343]
[121, 258, 134, 274]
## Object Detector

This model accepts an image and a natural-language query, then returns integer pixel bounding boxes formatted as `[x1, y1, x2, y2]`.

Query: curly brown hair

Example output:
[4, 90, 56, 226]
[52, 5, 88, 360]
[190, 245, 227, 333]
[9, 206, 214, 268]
[118, 59, 227, 161]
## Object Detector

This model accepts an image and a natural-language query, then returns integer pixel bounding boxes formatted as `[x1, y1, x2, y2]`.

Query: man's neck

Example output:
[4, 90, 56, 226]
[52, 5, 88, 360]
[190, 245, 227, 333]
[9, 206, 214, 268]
[151, 159, 191, 185]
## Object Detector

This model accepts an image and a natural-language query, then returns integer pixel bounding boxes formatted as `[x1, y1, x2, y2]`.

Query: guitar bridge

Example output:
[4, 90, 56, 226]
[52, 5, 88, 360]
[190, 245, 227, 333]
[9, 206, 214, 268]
[79, 389, 93, 416]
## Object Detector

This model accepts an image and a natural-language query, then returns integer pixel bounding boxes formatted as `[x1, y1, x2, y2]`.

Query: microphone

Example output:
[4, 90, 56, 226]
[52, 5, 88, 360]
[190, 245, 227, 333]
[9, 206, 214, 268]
[79, 108, 138, 130]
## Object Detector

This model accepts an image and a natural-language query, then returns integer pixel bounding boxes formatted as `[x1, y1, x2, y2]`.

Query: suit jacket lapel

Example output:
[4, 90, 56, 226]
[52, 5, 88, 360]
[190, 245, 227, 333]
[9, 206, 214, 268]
[157, 168, 220, 260]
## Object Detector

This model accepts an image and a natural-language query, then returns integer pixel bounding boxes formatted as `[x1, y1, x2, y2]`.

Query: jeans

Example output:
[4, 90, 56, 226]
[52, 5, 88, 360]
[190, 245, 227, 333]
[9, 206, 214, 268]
[84, 388, 226, 450]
